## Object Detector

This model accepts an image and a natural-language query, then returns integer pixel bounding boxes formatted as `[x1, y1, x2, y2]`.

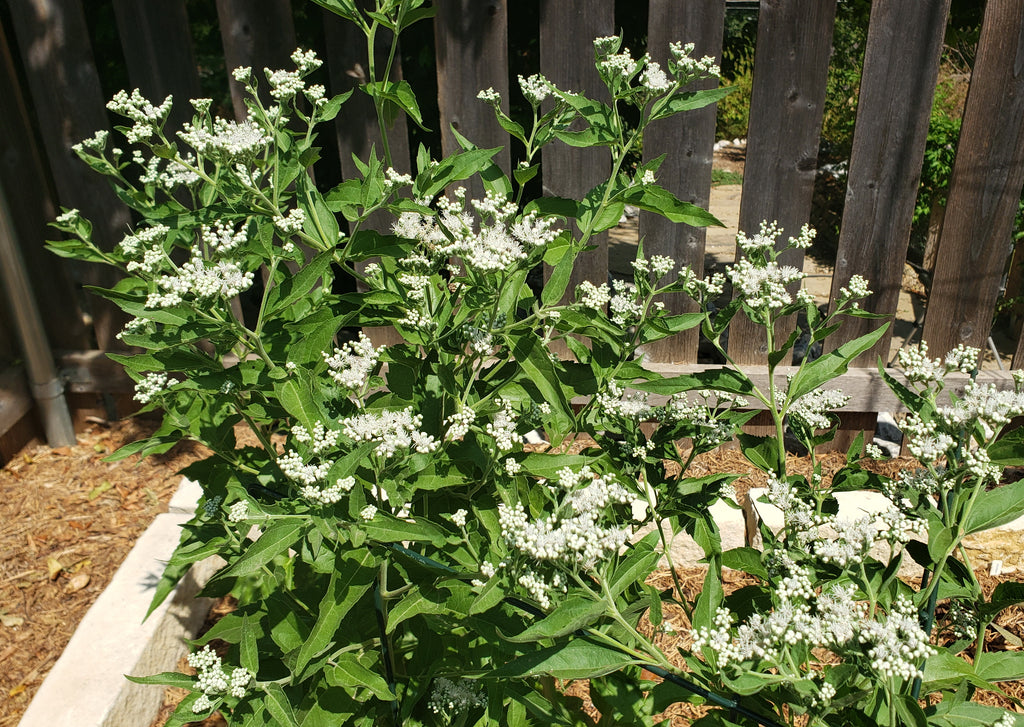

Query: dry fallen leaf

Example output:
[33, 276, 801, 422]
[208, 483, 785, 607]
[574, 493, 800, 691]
[46, 557, 63, 580]
[64, 573, 90, 594]
[87, 480, 113, 500]
[0, 613, 24, 628]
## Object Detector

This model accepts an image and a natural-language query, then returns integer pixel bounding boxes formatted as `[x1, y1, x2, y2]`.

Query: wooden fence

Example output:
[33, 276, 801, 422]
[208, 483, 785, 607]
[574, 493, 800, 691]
[0, 0, 1023, 458]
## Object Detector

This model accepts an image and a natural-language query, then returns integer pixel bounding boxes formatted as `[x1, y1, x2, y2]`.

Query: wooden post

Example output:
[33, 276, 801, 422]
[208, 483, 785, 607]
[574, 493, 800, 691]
[433, 0, 510, 202]
[6, 0, 132, 350]
[0, 19, 88, 351]
[540, 0, 614, 302]
[926, 0, 1024, 359]
[215, 0, 297, 121]
[828, 0, 951, 366]
[726, 0, 837, 365]
[111, 0, 201, 133]
[639, 0, 725, 364]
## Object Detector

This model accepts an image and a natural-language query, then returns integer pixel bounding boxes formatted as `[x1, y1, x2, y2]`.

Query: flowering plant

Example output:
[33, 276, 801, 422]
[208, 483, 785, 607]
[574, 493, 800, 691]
[49, 2, 1024, 726]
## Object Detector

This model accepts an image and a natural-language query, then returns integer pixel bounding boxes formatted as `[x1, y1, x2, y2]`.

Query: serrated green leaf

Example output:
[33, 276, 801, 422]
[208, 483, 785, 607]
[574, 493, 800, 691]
[222, 521, 304, 578]
[490, 638, 638, 680]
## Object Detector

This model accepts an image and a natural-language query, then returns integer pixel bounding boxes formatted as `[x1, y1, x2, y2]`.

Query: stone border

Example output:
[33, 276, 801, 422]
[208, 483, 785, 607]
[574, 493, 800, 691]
[18, 479, 214, 727]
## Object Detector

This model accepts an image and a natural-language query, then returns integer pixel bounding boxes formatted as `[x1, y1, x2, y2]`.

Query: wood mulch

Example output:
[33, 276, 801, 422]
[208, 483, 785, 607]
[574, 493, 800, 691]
[0, 418, 206, 727]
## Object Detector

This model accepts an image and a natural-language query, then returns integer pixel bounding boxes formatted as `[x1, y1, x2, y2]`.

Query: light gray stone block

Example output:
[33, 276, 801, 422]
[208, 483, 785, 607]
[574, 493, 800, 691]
[18, 512, 220, 727]
[168, 476, 202, 515]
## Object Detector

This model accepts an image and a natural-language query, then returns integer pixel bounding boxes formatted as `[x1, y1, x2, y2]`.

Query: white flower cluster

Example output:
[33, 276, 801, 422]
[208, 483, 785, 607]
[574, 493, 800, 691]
[632, 254, 675, 279]
[116, 316, 150, 341]
[640, 60, 670, 92]
[300, 475, 356, 506]
[341, 407, 438, 457]
[597, 381, 652, 421]
[146, 257, 255, 307]
[484, 398, 518, 452]
[323, 332, 381, 391]
[576, 279, 645, 325]
[476, 87, 501, 106]
[445, 407, 476, 442]
[201, 222, 247, 254]
[693, 573, 933, 683]
[939, 379, 1024, 440]
[274, 208, 306, 235]
[187, 645, 253, 713]
[291, 421, 340, 455]
[839, 274, 871, 302]
[518, 73, 551, 105]
[427, 677, 486, 717]
[451, 509, 468, 528]
[896, 341, 948, 385]
[678, 266, 726, 302]
[120, 224, 170, 261]
[668, 41, 721, 81]
[786, 387, 850, 431]
[179, 119, 271, 161]
[901, 413, 955, 465]
[498, 467, 634, 570]
[728, 256, 803, 311]
[106, 89, 173, 143]
[227, 501, 248, 523]
[279, 450, 331, 486]
[857, 595, 935, 680]
[391, 190, 557, 276]
[663, 391, 738, 449]
[134, 372, 170, 404]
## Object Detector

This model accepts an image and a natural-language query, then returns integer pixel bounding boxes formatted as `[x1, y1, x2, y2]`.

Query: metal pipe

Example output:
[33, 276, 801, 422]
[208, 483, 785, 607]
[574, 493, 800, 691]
[0, 179, 76, 447]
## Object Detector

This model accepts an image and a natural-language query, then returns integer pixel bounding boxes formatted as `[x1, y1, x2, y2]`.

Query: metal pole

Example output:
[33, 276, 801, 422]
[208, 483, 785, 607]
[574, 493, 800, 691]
[0, 180, 76, 447]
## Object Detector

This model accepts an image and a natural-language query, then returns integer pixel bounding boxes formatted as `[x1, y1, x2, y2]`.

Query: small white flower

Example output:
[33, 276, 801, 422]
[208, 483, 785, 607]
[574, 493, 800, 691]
[360, 504, 378, 521]
[451, 509, 468, 528]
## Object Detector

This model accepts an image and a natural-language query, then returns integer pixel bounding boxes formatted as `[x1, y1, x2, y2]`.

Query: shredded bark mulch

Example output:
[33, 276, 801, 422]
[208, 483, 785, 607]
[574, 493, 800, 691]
[0, 418, 206, 727]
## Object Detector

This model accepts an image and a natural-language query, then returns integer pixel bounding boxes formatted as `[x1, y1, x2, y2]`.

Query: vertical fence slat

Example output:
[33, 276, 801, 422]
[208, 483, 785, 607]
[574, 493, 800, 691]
[925, 0, 1024, 359]
[434, 0, 510, 202]
[111, 0, 201, 133]
[6, 0, 131, 350]
[0, 19, 88, 352]
[828, 0, 951, 366]
[215, 0, 297, 121]
[726, 0, 837, 365]
[639, 0, 725, 364]
[324, 6, 411, 185]
[540, 0, 614, 301]
[324, 5, 410, 347]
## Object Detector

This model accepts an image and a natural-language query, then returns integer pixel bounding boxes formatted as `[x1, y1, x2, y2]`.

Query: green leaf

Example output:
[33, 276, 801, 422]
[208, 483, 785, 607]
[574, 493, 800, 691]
[415, 147, 501, 199]
[736, 433, 780, 474]
[265, 249, 335, 315]
[632, 367, 755, 398]
[964, 478, 1024, 534]
[651, 87, 734, 121]
[263, 683, 300, 727]
[274, 372, 325, 432]
[361, 513, 446, 546]
[607, 530, 661, 598]
[990, 426, 1024, 466]
[542, 239, 576, 306]
[622, 184, 722, 227]
[469, 576, 505, 615]
[787, 324, 888, 402]
[222, 521, 304, 578]
[975, 651, 1024, 683]
[328, 653, 396, 701]
[294, 548, 377, 677]
[490, 638, 638, 680]
[125, 671, 197, 689]
[504, 594, 606, 642]
[720, 547, 768, 580]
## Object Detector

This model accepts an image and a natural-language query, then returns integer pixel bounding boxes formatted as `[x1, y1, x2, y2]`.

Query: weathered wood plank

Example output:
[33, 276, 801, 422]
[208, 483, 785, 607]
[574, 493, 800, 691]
[324, 2, 410, 347]
[215, 0, 297, 121]
[726, 0, 837, 364]
[0, 22, 87, 352]
[434, 0, 510, 202]
[924, 0, 1024, 357]
[540, 0, 614, 301]
[639, 0, 726, 364]
[0, 367, 33, 439]
[324, 3, 411, 183]
[111, 0, 201, 132]
[828, 0, 951, 366]
[6, 0, 132, 350]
